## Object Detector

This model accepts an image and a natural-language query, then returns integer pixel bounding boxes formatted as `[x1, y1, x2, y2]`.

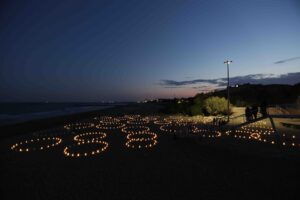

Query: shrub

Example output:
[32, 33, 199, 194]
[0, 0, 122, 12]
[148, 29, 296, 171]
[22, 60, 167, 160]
[203, 96, 229, 115]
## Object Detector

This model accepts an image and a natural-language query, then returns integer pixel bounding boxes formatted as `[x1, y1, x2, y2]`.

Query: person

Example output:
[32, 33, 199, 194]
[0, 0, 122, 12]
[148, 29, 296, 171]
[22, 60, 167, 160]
[260, 100, 267, 117]
[220, 119, 226, 126]
[245, 107, 251, 122]
[252, 105, 258, 119]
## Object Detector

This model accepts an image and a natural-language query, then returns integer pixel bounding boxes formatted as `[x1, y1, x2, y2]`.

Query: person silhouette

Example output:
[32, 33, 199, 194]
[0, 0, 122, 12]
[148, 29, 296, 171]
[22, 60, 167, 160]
[252, 105, 258, 119]
[245, 107, 251, 122]
[260, 100, 267, 117]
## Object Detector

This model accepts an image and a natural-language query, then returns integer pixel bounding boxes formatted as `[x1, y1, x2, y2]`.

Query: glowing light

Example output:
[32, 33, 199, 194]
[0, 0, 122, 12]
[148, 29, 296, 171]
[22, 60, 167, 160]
[192, 126, 222, 138]
[63, 140, 109, 158]
[121, 126, 150, 134]
[126, 118, 149, 125]
[64, 122, 94, 131]
[10, 137, 62, 152]
[125, 132, 158, 149]
[95, 121, 125, 130]
[153, 119, 171, 125]
[73, 131, 107, 143]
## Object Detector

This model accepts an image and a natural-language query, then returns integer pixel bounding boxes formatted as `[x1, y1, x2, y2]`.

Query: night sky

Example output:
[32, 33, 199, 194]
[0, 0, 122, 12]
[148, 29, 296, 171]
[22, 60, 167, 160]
[1, 0, 300, 102]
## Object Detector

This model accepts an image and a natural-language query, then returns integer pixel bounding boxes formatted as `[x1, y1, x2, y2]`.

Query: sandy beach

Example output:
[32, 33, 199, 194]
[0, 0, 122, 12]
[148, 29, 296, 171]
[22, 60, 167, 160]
[1, 103, 300, 200]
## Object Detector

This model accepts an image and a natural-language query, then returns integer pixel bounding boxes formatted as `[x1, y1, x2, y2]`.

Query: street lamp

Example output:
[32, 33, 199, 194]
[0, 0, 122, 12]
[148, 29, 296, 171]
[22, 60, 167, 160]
[224, 60, 232, 122]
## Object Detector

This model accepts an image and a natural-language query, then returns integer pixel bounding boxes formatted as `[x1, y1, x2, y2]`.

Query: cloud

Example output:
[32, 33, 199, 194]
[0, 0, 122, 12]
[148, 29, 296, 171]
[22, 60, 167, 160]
[160, 72, 300, 93]
[160, 78, 221, 86]
[184, 76, 196, 79]
[163, 86, 185, 89]
[192, 84, 224, 92]
[274, 56, 300, 64]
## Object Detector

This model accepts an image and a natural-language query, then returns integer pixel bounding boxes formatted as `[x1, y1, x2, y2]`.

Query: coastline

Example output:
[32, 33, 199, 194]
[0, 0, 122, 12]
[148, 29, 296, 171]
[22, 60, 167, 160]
[0, 105, 114, 126]
[0, 105, 119, 140]
[0, 103, 163, 140]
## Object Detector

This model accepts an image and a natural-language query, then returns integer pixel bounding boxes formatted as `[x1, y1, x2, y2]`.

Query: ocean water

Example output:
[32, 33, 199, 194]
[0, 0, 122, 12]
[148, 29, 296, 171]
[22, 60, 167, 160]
[0, 102, 123, 125]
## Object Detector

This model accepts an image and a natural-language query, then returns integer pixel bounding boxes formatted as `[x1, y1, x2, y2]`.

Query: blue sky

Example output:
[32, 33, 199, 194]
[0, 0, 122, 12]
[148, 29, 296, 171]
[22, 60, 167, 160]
[0, 0, 299, 102]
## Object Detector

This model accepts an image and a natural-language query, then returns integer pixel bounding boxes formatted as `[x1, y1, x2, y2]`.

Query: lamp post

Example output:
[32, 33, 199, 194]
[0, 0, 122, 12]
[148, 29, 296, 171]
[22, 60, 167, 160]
[224, 60, 232, 122]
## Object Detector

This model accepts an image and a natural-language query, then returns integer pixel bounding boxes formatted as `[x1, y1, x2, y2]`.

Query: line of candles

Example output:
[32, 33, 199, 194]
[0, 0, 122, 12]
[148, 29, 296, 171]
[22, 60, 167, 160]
[10, 137, 62, 152]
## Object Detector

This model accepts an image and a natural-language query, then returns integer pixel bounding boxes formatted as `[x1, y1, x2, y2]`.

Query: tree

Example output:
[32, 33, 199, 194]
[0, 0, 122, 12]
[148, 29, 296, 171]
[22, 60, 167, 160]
[189, 96, 204, 116]
[190, 104, 203, 116]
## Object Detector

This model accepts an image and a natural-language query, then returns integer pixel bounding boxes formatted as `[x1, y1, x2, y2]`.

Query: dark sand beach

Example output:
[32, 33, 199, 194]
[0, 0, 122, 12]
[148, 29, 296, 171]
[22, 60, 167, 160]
[1, 103, 299, 200]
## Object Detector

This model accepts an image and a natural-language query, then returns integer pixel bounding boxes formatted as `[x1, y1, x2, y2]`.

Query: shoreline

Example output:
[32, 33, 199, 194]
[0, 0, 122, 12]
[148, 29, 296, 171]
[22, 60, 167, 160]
[0, 105, 115, 126]
[0, 105, 122, 140]
[0, 103, 163, 140]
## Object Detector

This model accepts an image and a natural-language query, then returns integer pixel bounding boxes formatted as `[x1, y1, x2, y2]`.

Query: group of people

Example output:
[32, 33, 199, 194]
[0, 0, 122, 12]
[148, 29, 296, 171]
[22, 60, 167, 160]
[212, 118, 227, 126]
[245, 106, 258, 121]
[245, 101, 267, 122]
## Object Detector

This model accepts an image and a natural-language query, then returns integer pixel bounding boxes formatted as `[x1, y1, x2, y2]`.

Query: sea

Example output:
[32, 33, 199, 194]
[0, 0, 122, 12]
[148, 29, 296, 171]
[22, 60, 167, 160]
[0, 102, 126, 126]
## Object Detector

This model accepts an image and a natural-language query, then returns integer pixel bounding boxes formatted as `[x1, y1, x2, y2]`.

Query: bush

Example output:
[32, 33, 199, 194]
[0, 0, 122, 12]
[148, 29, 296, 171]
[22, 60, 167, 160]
[189, 96, 203, 116]
[203, 96, 229, 115]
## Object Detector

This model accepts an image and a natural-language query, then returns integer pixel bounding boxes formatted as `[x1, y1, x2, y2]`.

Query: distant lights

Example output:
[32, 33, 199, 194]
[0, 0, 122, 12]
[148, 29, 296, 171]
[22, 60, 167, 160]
[126, 118, 149, 125]
[64, 122, 94, 130]
[121, 126, 150, 134]
[94, 116, 120, 123]
[154, 120, 171, 125]
[144, 116, 159, 122]
[160, 124, 177, 133]
[124, 115, 141, 120]
[95, 121, 125, 130]
[116, 116, 129, 122]
[192, 126, 222, 138]
[125, 138, 158, 149]
[159, 123, 191, 133]
[94, 116, 112, 121]
[126, 132, 157, 141]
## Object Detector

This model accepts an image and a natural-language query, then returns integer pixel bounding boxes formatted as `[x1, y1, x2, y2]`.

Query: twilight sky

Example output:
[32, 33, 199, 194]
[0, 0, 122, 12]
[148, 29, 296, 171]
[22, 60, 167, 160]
[0, 0, 300, 102]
